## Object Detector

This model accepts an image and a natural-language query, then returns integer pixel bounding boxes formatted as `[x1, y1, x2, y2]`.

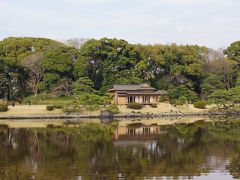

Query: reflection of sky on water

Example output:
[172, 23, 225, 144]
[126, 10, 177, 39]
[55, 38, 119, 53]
[147, 140, 157, 151]
[130, 172, 233, 180]
[194, 172, 233, 180]
[207, 156, 230, 171]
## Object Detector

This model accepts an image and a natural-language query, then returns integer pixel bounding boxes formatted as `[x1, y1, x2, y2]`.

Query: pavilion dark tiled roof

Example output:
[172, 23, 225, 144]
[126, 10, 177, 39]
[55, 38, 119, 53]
[110, 84, 155, 91]
[109, 84, 167, 95]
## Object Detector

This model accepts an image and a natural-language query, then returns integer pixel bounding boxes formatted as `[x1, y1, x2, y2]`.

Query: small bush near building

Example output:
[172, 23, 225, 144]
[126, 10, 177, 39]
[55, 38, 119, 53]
[79, 94, 110, 106]
[0, 101, 8, 112]
[159, 95, 168, 102]
[107, 104, 119, 114]
[194, 100, 207, 109]
[176, 96, 188, 106]
[127, 103, 142, 109]
[150, 104, 158, 108]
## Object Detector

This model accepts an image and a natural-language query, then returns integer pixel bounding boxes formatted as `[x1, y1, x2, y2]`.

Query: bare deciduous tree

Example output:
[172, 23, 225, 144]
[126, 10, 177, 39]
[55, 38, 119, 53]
[22, 52, 44, 97]
[65, 38, 89, 49]
[203, 48, 225, 62]
[52, 79, 73, 96]
[204, 59, 234, 89]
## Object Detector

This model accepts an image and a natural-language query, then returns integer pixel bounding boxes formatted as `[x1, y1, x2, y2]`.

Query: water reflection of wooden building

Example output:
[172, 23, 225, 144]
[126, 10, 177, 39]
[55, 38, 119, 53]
[114, 122, 166, 141]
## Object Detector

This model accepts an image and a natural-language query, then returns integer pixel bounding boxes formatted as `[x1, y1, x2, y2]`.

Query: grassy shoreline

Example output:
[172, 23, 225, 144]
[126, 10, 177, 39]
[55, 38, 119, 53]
[0, 103, 215, 116]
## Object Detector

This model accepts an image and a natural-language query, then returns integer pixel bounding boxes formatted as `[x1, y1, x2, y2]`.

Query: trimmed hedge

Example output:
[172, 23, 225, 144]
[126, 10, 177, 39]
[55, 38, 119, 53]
[46, 105, 54, 111]
[176, 96, 188, 106]
[53, 105, 63, 109]
[194, 100, 207, 109]
[127, 103, 142, 109]
[46, 104, 63, 111]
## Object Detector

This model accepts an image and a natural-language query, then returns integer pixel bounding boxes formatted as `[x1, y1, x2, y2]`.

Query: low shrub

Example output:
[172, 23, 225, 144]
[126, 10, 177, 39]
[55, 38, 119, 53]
[53, 104, 63, 109]
[46, 104, 63, 111]
[194, 100, 207, 109]
[127, 103, 142, 109]
[46, 105, 54, 111]
[0, 100, 8, 112]
[176, 96, 188, 106]
[106, 104, 119, 114]
[150, 104, 158, 108]
[62, 105, 83, 114]
[0, 104, 8, 112]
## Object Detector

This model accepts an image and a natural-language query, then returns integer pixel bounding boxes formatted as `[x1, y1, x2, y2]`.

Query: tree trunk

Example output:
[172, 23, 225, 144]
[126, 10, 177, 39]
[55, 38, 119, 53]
[34, 87, 38, 98]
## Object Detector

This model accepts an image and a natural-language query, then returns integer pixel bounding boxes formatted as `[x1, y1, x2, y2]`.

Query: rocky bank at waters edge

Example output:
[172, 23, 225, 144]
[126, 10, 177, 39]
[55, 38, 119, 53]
[0, 111, 234, 120]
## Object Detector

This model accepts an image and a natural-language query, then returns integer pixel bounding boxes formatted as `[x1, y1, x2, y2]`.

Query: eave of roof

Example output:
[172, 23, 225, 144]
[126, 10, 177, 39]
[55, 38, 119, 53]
[126, 92, 163, 95]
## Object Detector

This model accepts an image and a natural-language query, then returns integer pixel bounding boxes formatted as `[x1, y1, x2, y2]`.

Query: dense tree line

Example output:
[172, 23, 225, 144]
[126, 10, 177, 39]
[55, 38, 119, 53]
[0, 37, 240, 105]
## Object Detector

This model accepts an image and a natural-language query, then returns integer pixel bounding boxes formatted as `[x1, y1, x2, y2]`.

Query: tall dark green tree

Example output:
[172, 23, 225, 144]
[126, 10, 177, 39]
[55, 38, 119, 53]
[78, 38, 145, 92]
[73, 77, 94, 95]
[0, 37, 64, 99]
[40, 47, 80, 91]
[200, 74, 225, 100]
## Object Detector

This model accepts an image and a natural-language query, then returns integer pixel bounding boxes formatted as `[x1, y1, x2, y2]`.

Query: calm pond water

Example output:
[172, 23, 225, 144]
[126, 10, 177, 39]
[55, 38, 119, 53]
[0, 118, 239, 179]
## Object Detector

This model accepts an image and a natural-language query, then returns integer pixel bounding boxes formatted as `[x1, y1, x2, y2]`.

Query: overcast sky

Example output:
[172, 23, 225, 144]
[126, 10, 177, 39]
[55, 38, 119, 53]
[0, 0, 240, 49]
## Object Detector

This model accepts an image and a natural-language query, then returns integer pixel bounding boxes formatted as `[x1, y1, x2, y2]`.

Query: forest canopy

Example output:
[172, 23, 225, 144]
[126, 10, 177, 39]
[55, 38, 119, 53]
[0, 37, 239, 105]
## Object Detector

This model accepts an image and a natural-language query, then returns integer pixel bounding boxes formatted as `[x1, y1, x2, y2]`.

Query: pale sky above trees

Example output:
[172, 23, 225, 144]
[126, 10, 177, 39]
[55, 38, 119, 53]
[0, 0, 239, 49]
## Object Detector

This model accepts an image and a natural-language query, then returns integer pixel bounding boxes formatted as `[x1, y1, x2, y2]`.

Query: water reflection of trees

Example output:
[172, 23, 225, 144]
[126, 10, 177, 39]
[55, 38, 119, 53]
[0, 120, 240, 179]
